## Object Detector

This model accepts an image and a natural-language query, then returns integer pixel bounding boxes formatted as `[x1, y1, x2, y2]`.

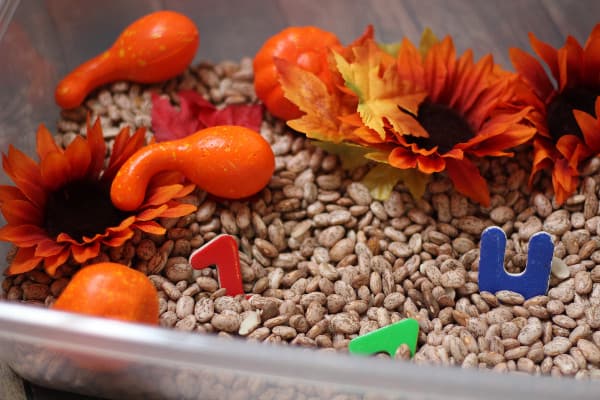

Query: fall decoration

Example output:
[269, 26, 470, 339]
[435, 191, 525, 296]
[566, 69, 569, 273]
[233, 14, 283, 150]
[52, 262, 159, 325]
[111, 125, 275, 211]
[277, 28, 536, 205]
[510, 24, 600, 205]
[253, 26, 341, 121]
[151, 90, 263, 141]
[0, 119, 197, 276]
[55, 10, 199, 109]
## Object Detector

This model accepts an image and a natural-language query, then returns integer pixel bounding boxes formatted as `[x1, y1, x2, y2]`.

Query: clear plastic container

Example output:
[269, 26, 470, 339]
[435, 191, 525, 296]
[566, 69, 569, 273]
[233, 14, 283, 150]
[1, 1, 600, 398]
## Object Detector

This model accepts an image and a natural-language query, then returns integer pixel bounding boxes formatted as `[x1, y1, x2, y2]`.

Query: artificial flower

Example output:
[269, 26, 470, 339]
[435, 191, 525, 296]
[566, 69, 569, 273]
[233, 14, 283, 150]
[278, 28, 536, 205]
[0, 119, 197, 276]
[510, 24, 600, 204]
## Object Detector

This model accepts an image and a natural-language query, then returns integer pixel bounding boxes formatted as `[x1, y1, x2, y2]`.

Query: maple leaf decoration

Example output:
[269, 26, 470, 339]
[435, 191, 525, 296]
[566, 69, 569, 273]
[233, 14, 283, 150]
[151, 90, 263, 141]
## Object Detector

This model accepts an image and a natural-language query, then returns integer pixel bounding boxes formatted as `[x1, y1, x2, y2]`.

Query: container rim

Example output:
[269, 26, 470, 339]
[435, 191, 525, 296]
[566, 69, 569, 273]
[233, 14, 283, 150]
[0, 301, 598, 399]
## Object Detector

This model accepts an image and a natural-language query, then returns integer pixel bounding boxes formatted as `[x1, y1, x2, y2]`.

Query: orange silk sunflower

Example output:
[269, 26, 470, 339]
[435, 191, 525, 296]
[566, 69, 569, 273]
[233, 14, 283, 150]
[277, 29, 536, 206]
[510, 24, 600, 205]
[382, 34, 536, 206]
[0, 119, 197, 276]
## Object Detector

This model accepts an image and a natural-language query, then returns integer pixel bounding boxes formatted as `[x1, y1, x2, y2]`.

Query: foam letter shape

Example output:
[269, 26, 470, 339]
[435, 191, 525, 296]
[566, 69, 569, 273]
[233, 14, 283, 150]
[478, 226, 553, 299]
[189, 234, 244, 296]
[348, 318, 419, 357]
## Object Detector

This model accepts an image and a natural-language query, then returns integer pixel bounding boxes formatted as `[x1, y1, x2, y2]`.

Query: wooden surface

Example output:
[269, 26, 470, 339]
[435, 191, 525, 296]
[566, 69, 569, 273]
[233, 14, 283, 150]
[1, 0, 599, 399]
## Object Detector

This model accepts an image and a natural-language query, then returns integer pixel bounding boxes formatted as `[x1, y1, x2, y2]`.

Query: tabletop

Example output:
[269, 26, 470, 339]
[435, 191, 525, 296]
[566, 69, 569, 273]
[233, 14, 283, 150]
[1, 0, 599, 399]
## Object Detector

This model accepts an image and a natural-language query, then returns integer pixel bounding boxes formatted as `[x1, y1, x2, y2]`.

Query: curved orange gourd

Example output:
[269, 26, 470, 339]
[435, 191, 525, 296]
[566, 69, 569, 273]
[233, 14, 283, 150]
[55, 11, 199, 109]
[253, 26, 341, 121]
[53, 262, 159, 325]
[111, 125, 275, 211]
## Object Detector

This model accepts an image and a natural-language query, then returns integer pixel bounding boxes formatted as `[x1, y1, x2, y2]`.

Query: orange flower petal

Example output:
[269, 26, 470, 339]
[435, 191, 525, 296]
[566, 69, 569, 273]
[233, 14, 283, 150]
[529, 139, 554, 186]
[388, 147, 418, 169]
[64, 135, 92, 181]
[175, 183, 196, 199]
[416, 154, 445, 173]
[583, 27, 600, 84]
[158, 203, 198, 219]
[44, 249, 71, 276]
[529, 32, 559, 85]
[0, 185, 27, 203]
[34, 238, 66, 257]
[469, 125, 536, 158]
[0, 224, 49, 247]
[40, 151, 71, 191]
[3, 147, 46, 207]
[86, 117, 107, 180]
[450, 54, 493, 116]
[560, 36, 584, 90]
[509, 47, 554, 100]
[36, 124, 62, 159]
[148, 170, 186, 187]
[552, 158, 578, 205]
[423, 37, 453, 103]
[71, 241, 101, 263]
[6, 247, 41, 275]
[555, 134, 581, 159]
[0, 199, 43, 225]
[396, 37, 425, 87]
[137, 205, 169, 221]
[102, 229, 134, 247]
[574, 108, 600, 152]
[145, 184, 186, 207]
[134, 221, 167, 235]
[104, 127, 146, 181]
[445, 158, 490, 206]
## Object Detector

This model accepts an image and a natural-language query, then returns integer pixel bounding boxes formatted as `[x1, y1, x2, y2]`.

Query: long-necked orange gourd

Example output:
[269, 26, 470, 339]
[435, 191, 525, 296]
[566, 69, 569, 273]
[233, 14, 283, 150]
[111, 125, 275, 211]
[55, 10, 199, 109]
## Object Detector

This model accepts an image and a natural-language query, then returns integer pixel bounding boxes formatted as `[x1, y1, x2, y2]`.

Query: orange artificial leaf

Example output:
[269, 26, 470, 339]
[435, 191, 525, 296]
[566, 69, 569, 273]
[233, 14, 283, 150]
[333, 40, 427, 139]
[276, 57, 347, 143]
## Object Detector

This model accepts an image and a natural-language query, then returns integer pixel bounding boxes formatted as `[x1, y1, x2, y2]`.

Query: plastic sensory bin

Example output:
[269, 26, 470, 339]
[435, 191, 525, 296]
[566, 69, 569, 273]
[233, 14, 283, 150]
[1, 1, 600, 399]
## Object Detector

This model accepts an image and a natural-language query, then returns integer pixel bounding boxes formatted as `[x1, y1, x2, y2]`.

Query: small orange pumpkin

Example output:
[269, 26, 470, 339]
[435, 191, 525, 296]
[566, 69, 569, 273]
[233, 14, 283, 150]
[53, 262, 159, 325]
[253, 26, 341, 121]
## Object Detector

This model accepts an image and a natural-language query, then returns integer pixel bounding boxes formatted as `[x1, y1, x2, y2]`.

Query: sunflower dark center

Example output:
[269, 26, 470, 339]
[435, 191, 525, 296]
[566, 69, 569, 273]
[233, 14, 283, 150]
[405, 102, 474, 153]
[44, 180, 130, 241]
[547, 86, 600, 143]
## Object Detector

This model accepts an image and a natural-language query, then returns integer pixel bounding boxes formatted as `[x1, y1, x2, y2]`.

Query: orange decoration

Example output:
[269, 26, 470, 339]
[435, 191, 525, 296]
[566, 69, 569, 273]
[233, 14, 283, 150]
[55, 11, 199, 109]
[53, 262, 159, 325]
[253, 26, 341, 121]
[111, 125, 275, 211]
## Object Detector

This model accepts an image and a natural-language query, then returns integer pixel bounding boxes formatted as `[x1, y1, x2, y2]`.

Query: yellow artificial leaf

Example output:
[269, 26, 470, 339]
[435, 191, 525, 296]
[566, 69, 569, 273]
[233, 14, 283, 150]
[361, 163, 430, 200]
[333, 40, 428, 140]
[401, 168, 431, 199]
[275, 58, 345, 143]
[364, 151, 391, 163]
[312, 141, 372, 170]
[419, 28, 439, 57]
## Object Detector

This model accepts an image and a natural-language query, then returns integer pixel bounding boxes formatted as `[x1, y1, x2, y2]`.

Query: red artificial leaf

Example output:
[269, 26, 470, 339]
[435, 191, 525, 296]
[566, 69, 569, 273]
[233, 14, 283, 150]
[151, 90, 213, 141]
[198, 103, 263, 132]
[151, 90, 264, 142]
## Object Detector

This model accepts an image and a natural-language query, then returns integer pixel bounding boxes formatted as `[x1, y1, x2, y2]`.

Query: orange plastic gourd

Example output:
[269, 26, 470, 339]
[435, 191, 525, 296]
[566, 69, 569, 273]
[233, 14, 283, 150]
[55, 10, 199, 109]
[111, 125, 275, 211]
